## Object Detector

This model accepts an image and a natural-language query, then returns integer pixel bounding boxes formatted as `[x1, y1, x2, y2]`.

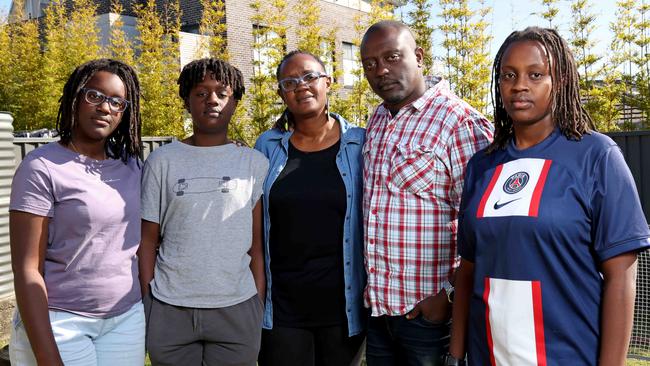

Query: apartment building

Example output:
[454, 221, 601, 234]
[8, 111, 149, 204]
[11, 0, 376, 88]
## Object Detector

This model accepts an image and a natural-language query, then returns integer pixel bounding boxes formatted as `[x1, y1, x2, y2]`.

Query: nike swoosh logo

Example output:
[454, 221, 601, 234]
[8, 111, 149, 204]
[493, 198, 522, 210]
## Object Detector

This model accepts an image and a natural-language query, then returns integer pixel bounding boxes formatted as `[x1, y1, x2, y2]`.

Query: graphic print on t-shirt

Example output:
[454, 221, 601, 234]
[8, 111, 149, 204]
[477, 158, 552, 218]
[484, 278, 547, 366]
[172, 177, 238, 196]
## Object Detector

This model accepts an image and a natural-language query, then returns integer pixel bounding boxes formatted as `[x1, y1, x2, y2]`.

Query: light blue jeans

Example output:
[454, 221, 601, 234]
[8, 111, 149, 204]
[9, 302, 145, 366]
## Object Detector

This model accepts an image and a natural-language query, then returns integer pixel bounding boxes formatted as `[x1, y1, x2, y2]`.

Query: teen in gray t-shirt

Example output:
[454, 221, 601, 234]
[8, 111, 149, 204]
[139, 58, 269, 366]
[141, 141, 267, 307]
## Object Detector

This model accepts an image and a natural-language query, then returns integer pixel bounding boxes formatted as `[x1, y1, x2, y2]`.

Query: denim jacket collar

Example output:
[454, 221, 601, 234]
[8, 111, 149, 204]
[273, 113, 362, 151]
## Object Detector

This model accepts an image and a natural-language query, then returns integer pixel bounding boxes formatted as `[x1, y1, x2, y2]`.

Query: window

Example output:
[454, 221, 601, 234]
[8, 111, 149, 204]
[342, 42, 359, 87]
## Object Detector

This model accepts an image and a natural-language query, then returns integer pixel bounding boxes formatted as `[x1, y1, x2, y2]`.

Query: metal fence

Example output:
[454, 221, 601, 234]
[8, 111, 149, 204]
[606, 131, 650, 360]
[608, 131, 650, 224]
[13, 136, 174, 166]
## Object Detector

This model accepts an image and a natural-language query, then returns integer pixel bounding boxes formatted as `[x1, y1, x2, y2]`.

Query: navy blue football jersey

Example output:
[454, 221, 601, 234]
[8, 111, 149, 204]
[458, 129, 650, 365]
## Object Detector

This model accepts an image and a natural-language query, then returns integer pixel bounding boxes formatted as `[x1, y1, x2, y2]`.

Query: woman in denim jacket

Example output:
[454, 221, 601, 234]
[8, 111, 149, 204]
[255, 50, 366, 366]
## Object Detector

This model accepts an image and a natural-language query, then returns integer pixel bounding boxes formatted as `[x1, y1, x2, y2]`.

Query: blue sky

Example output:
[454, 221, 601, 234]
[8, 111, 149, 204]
[0, 0, 619, 59]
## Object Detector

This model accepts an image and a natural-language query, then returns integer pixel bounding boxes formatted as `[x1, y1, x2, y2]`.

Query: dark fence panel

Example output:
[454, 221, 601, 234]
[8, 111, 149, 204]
[13, 136, 175, 167]
[607, 131, 650, 223]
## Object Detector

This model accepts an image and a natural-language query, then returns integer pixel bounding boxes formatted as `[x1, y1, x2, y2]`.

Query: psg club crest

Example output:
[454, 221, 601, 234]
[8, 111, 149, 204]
[503, 172, 529, 194]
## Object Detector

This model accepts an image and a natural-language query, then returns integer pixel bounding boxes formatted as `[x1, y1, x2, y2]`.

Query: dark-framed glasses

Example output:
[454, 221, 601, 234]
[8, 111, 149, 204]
[81, 88, 129, 113]
[278, 72, 328, 92]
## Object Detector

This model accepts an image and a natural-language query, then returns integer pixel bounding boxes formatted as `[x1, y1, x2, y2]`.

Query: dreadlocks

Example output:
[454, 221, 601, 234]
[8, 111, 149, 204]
[56, 58, 142, 163]
[488, 26, 595, 153]
[178, 58, 245, 102]
[273, 50, 328, 132]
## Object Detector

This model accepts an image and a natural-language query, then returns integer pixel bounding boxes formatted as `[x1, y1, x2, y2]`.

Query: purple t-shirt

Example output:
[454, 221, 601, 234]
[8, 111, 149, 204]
[10, 142, 141, 318]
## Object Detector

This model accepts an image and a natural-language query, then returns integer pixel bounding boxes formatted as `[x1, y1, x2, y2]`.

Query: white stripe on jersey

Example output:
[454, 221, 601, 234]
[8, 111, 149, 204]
[485, 278, 547, 366]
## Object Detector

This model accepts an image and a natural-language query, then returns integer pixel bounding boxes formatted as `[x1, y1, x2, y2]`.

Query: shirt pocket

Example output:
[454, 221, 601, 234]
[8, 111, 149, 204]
[390, 144, 443, 193]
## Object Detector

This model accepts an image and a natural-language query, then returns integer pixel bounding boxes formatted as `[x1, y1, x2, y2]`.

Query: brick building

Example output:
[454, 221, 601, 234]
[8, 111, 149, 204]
[12, 0, 377, 88]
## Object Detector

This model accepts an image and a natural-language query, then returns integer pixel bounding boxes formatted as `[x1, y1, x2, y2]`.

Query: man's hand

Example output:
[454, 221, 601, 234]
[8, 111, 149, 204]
[406, 289, 451, 323]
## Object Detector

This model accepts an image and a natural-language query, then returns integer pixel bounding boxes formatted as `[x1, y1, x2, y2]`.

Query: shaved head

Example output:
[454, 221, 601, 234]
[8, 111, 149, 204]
[361, 20, 417, 50]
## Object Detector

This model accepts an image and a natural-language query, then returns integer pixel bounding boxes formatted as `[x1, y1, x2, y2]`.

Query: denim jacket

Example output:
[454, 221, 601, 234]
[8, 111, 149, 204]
[253, 113, 367, 336]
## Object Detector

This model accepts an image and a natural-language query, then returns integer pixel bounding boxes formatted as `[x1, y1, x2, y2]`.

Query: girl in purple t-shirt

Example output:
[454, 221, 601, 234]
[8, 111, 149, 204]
[9, 59, 144, 366]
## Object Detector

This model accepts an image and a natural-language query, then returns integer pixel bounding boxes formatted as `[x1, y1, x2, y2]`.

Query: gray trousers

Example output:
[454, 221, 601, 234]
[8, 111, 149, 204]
[145, 294, 264, 366]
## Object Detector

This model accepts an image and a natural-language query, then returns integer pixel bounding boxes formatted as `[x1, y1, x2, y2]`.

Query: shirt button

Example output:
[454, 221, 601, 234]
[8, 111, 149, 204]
[371, 209, 378, 216]
[369, 267, 375, 273]
[346, 216, 350, 220]
[346, 261, 350, 266]
[347, 286, 351, 290]
[369, 239, 375, 245]
[347, 194, 351, 198]
[342, 173, 347, 176]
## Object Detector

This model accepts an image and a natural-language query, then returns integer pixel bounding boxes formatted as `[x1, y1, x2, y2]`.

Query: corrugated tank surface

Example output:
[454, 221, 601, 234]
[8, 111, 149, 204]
[0, 113, 14, 300]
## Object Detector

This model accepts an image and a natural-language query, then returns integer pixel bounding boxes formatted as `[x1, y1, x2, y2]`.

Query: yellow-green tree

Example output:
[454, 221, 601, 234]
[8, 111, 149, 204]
[632, 0, 650, 128]
[107, 0, 135, 66]
[240, 0, 286, 144]
[0, 0, 43, 130]
[40, 0, 101, 127]
[539, 0, 560, 28]
[569, 0, 600, 88]
[439, 0, 492, 114]
[408, 0, 433, 75]
[332, 0, 393, 126]
[134, 0, 185, 137]
[198, 0, 228, 60]
[585, 69, 624, 131]
[610, 0, 639, 127]
[294, 0, 342, 109]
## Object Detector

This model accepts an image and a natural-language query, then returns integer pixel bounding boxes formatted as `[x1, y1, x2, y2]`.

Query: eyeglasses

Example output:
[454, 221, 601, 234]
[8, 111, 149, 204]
[278, 72, 328, 92]
[81, 88, 129, 113]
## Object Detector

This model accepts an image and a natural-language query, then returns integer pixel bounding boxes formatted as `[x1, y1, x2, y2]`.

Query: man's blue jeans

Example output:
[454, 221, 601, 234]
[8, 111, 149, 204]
[365, 314, 450, 366]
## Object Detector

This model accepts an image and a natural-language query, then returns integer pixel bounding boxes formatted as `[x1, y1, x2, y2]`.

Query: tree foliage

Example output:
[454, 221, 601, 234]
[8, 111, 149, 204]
[107, 0, 135, 66]
[134, 0, 185, 136]
[332, 0, 393, 126]
[438, 0, 492, 114]
[0, 0, 43, 130]
[408, 0, 433, 75]
[539, 0, 560, 28]
[232, 0, 287, 145]
[199, 0, 228, 60]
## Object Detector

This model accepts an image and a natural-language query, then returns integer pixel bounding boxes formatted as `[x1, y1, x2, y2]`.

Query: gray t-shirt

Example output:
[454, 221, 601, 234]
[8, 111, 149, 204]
[10, 142, 142, 318]
[141, 141, 269, 308]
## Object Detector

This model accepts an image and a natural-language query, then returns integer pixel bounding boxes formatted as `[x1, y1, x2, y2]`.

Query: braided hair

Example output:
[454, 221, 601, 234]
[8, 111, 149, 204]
[178, 58, 245, 102]
[273, 50, 328, 132]
[488, 27, 595, 153]
[56, 58, 142, 163]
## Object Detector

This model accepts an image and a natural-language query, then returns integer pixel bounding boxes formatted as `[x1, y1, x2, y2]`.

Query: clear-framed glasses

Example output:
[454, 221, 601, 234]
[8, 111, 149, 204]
[278, 71, 328, 92]
[81, 88, 129, 113]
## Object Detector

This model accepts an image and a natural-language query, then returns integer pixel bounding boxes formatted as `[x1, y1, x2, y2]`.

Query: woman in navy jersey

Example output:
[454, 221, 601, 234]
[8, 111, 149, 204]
[447, 27, 650, 366]
[254, 50, 366, 366]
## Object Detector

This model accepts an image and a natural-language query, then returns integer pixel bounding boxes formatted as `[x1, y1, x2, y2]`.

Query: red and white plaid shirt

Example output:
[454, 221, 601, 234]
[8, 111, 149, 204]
[363, 78, 493, 316]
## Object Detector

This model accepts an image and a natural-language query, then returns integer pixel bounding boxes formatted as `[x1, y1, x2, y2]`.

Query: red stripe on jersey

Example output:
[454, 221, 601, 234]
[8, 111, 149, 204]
[483, 277, 497, 366]
[477, 164, 503, 218]
[532, 281, 547, 366]
[528, 160, 552, 217]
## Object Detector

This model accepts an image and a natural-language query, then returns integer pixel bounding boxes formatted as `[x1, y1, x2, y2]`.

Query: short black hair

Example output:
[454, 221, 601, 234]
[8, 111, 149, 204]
[273, 50, 328, 131]
[56, 58, 142, 163]
[489, 26, 595, 153]
[178, 58, 245, 101]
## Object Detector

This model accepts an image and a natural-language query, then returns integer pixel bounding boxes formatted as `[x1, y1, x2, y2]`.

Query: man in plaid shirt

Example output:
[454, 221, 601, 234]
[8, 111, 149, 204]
[360, 21, 493, 365]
